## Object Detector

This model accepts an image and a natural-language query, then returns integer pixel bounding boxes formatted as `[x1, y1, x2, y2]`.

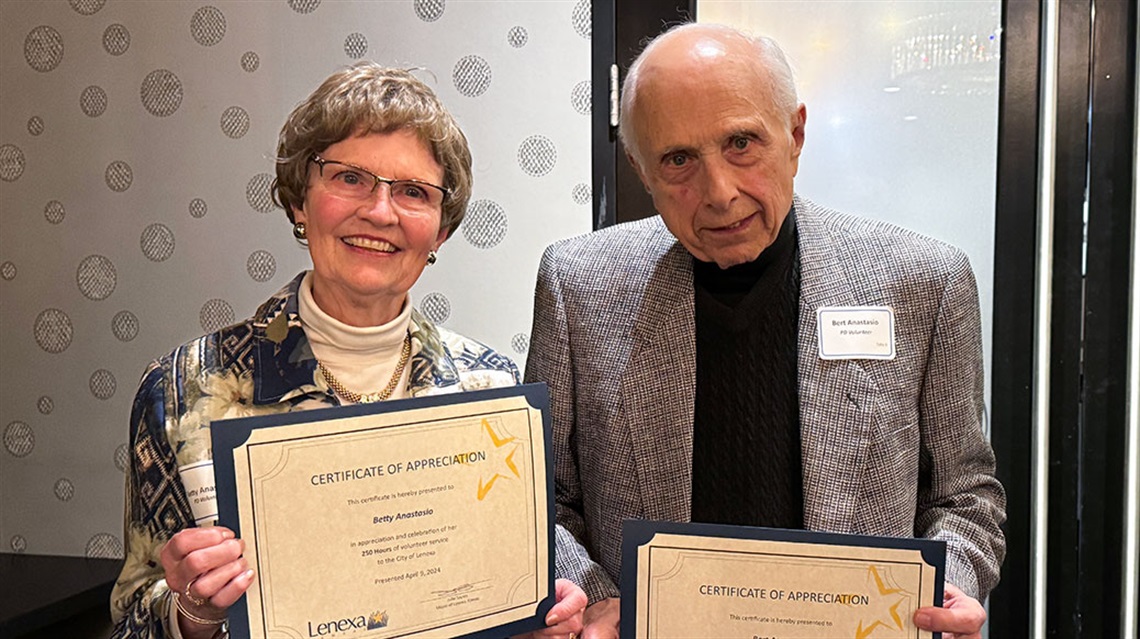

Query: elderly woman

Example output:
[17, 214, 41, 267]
[111, 62, 585, 639]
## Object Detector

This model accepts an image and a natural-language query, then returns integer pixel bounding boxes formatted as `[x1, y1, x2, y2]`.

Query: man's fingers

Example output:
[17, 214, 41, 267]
[913, 582, 985, 636]
[580, 625, 619, 639]
[536, 619, 583, 637]
[580, 597, 620, 639]
[539, 611, 584, 636]
[914, 605, 984, 634]
[545, 579, 589, 625]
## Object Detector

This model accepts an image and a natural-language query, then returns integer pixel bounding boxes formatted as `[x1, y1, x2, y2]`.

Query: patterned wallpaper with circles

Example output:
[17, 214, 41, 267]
[0, 0, 592, 558]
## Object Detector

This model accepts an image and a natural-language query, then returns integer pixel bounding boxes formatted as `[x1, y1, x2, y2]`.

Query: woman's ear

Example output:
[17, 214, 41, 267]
[434, 226, 450, 248]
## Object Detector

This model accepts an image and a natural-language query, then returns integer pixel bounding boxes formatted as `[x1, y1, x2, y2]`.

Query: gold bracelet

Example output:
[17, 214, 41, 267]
[174, 591, 226, 626]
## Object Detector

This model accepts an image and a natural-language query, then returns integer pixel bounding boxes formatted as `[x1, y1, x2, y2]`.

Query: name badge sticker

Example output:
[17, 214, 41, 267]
[178, 460, 218, 526]
[816, 306, 896, 360]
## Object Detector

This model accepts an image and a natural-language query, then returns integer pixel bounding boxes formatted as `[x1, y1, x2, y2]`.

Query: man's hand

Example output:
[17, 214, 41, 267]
[580, 597, 619, 639]
[913, 583, 986, 639]
[513, 579, 587, 639]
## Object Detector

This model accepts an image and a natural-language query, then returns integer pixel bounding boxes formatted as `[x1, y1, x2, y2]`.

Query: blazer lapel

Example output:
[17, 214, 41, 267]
[795, 198, 878, 533]
[620, 239, 697, 524]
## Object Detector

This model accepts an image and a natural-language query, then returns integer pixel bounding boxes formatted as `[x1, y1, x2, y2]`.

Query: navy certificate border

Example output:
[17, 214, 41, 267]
[212, 382, 556, 639]
[619, 520, 946, 639]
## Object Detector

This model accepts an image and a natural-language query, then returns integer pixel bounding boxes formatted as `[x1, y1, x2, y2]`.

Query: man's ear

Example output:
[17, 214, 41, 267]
[791, 103, 807, 159]
[789, 104, 807, 176]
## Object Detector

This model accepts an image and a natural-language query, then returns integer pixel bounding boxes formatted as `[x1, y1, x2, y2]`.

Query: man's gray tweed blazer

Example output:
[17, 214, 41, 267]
[525, 195, 1007, 605]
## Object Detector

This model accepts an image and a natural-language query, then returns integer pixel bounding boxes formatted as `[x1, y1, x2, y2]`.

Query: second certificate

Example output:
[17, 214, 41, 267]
[225, 390, 550, 639]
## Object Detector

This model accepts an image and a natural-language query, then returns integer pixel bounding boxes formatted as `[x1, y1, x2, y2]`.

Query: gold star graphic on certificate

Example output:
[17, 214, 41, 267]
[854, 565, 914, 639]
[476, 418, 521, 501]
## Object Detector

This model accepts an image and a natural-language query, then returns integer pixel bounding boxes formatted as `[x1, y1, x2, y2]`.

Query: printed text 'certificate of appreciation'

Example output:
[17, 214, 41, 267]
[212, 384, 554, 639]
[621, 521, 945, 639]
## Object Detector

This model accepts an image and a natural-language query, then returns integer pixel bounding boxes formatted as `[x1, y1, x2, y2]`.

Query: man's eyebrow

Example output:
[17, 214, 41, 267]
[725, 127, 765, 141]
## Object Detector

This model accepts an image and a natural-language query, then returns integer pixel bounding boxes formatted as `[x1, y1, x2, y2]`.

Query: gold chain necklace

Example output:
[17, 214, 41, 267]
[317, 332, 411, 403]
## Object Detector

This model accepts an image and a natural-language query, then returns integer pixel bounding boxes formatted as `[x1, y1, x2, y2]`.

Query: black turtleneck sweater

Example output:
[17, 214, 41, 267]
[690, 209, 804, 529]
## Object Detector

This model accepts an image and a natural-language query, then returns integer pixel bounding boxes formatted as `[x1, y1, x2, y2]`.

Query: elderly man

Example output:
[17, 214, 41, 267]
[525, 22, 1006, 639]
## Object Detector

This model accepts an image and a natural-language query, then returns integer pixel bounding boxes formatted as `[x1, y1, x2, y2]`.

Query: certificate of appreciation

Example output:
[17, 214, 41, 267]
[211, 384, 554, 639]
[620, 521, 945, 639]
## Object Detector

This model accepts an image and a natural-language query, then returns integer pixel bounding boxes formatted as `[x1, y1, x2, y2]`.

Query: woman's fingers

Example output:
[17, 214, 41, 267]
[190, 552, 250, 603]
[161, 527, 244, 597]
[165, 528, 256, 621]
[206, 566, 257, 610]
[181, 538, 245, 584]
[163, 527, 235, 565]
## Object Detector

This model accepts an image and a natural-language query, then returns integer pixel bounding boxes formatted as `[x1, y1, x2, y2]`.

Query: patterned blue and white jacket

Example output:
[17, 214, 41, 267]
[110, 272, 519, 638]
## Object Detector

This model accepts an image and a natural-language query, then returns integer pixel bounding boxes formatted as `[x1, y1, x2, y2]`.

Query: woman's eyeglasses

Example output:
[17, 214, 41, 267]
[309, 154, 449, 213]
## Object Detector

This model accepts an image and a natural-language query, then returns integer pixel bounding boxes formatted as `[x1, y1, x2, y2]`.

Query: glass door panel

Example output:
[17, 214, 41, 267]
[698, 1, 1002, 415]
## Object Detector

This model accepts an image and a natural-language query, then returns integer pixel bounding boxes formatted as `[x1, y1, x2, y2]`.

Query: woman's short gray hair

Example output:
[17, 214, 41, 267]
[619, 23, 799, 165]
[272, 62, 472, 239]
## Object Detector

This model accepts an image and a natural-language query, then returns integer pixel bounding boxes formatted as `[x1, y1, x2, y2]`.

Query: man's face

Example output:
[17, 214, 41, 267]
[628, 41, 806, 268]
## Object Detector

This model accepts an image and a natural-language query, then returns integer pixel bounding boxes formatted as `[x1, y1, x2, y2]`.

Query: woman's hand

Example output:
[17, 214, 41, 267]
[513, 578, 588, 639]
[161, 526, 256, 638]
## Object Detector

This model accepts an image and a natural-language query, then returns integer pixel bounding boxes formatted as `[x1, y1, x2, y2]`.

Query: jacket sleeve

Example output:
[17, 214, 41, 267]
[110, 360, 194, 639]
[914, 251, 1007, 600]
[525, 244, 620, 605]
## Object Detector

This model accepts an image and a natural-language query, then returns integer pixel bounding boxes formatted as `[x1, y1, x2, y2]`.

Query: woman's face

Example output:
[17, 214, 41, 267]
[292, 130, 449, 327]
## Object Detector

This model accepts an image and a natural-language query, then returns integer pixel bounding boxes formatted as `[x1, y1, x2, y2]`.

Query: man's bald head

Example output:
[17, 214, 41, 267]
[619, 23, 799, 166]
[615, 23, 807, 268]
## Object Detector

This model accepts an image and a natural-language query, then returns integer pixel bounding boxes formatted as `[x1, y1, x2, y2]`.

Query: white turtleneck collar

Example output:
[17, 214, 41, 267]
[298, 271, 414, 402]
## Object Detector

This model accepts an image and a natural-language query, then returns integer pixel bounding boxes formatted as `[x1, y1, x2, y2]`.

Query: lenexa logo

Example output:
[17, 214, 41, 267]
[367, 610, 389, 629]
[306, 610, 389, 636]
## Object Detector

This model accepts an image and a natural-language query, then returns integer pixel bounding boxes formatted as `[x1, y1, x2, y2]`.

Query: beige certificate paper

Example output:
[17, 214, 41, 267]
[622, 521, 944, 639]
[212, 386, 553, 639]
